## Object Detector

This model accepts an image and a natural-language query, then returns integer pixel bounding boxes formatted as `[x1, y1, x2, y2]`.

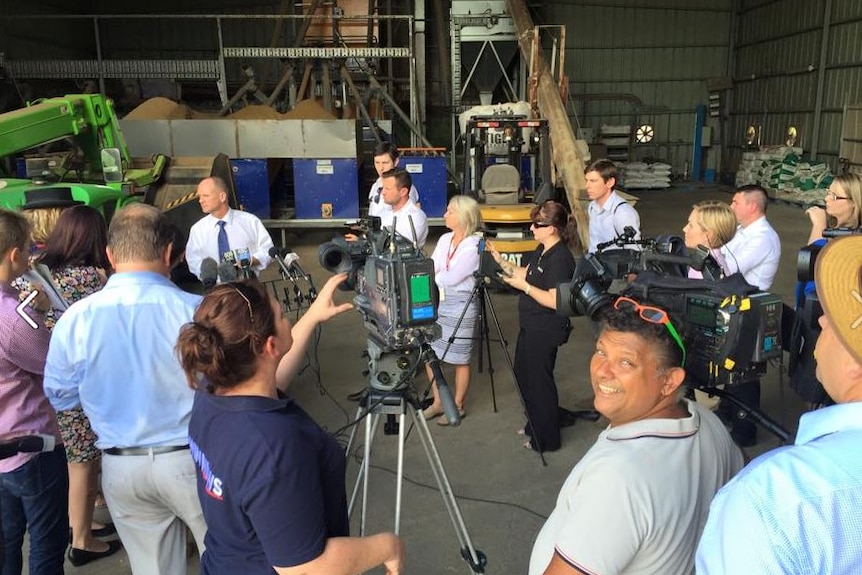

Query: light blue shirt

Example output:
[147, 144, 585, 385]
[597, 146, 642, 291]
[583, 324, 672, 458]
[696, 402, 862, 575]
[44, 271, 202, 449]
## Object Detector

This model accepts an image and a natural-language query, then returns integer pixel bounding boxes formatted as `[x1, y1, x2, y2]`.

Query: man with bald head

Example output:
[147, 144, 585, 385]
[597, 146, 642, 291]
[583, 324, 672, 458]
[185, 176, 274, 281]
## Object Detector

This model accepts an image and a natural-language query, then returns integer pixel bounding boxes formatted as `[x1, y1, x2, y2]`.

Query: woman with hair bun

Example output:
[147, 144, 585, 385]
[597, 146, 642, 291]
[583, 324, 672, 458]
[177, 274, 404, 575]
[489, 200, 580, 453]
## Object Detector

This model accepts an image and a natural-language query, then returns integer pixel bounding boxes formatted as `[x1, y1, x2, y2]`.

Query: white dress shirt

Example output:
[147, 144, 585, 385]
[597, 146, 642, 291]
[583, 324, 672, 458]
[186, 208, 275, 279]
[720, 215, 781, 290]
[367, 178, 420, 218]
[380, 200, 428, 248]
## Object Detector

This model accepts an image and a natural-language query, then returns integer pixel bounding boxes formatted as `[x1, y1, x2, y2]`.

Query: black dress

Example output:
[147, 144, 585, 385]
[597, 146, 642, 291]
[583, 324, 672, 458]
[513, 242, 576, 452]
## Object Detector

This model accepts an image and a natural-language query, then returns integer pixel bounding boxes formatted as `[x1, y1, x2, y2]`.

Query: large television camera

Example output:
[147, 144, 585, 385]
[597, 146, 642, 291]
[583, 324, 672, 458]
[318, 217, 440, 353]
[557, 233, 783, 389]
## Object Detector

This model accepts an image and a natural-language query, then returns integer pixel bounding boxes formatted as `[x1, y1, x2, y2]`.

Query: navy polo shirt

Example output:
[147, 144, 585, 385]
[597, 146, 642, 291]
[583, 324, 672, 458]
[189, 390, 348, 575]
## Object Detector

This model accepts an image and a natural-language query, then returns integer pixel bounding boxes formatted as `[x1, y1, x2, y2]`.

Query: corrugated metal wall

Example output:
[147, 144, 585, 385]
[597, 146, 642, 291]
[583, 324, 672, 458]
[547, 0, 732, 174]
[731, 0, 862, 171]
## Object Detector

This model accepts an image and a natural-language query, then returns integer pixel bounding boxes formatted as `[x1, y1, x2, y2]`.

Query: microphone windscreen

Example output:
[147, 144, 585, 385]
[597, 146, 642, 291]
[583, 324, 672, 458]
[218, 261, 238, 282]
[200, 258, 219, 289]
[268, 246, 281, 258]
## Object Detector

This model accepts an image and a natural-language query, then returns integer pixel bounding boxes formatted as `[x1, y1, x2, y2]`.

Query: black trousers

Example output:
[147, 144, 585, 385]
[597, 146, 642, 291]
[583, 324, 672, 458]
[514, 327, 562, 452]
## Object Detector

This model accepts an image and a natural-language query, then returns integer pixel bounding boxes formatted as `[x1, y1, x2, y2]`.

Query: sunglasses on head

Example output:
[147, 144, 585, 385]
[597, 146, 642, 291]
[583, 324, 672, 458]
[613, 296, 687, 367]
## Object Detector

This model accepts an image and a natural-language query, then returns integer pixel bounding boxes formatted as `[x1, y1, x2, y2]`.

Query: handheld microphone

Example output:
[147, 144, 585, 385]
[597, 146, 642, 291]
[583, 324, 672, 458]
[200, 257, 219, 290]
[218, 261, 237, 283]
[0, 434, 56, 461]
[268, 246, 295, 280]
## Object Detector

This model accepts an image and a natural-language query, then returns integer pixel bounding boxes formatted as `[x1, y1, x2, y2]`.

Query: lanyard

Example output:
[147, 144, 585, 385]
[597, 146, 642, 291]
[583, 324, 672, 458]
[446, 238, 461, 271]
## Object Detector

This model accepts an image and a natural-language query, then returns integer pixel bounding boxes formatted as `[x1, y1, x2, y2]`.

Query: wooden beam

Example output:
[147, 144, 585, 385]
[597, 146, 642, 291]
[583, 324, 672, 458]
[506, 0, 590, 250]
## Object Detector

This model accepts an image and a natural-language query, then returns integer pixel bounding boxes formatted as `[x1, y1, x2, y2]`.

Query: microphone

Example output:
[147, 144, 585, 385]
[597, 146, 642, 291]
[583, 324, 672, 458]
[269, 246, 295, 280]
[200, 257, 219, 290]
[0, 434, 56, 461]
[218, 261, 237, 283]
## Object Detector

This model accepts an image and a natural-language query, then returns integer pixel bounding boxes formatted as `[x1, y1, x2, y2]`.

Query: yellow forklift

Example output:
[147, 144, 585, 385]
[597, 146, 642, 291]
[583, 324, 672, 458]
[462, 114, 553, 267]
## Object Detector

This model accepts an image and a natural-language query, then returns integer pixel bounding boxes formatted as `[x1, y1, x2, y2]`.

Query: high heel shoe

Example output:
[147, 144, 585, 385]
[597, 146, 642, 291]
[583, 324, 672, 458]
[67, 540, 122, 567]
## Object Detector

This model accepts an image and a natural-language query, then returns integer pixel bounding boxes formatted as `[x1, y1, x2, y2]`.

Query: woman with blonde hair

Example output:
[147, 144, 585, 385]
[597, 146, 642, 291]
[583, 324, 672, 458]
[682, 200, 737, 278]
[422, 195, 482, 425]
[805, 173, 862, 244]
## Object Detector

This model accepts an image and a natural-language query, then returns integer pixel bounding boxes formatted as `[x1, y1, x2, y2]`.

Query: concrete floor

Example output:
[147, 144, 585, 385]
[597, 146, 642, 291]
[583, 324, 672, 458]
[26, 183, 812, 574]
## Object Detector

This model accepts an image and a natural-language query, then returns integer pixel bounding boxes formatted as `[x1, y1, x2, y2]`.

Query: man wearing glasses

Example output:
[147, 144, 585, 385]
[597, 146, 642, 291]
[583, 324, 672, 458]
[696, 235, 862, 574]
[529, 297, 743, 575]
[584, 159, 642, 253]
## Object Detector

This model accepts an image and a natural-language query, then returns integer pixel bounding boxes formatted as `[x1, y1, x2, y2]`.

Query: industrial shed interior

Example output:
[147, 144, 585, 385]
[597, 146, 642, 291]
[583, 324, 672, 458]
[1, 0, 861, 573]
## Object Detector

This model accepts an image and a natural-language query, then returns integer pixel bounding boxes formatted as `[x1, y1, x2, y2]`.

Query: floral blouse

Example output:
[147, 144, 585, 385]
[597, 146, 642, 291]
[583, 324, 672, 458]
[14, 265, 107, 331]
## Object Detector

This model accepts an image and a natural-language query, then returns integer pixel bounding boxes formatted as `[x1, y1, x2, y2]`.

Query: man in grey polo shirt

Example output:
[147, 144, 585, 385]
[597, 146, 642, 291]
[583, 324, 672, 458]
[529, 300, 743, 575]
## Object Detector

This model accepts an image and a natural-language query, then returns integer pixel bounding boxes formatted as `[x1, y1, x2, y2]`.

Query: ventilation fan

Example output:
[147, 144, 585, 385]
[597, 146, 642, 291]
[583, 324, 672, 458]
[635, 124, 654, 144]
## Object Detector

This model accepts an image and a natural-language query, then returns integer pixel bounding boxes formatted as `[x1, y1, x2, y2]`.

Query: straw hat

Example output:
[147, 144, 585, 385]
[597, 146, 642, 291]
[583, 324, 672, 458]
[814, 235, 862, 364]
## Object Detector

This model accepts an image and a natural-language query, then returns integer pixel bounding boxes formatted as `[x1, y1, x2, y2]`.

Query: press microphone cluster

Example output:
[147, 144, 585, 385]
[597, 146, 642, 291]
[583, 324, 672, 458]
[269, 247, 318, 310]
[199, 257, 238, 289]
[0, 434, 56, 461]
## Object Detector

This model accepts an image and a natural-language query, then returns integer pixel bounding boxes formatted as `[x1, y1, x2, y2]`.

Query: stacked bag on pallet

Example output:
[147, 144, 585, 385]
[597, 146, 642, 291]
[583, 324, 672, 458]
[735, 145, 833, 200]
[619, 161, 672, 189]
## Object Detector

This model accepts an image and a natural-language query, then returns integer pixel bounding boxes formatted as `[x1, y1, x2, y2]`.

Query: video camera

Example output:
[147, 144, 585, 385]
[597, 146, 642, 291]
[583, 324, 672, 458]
[789, 226, 862, 404]
[318, 216, 440, 354]
[557, 232, 783, 388]
[797, 226, 862, 283]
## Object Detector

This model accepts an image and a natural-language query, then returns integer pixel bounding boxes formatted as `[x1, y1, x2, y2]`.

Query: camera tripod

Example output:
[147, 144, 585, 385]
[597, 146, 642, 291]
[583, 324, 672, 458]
[344, 347, 487, 574]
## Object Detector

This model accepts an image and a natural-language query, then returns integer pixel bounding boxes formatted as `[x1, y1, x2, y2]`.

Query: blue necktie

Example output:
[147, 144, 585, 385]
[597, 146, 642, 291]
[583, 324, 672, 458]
[217, 221, 230, 260]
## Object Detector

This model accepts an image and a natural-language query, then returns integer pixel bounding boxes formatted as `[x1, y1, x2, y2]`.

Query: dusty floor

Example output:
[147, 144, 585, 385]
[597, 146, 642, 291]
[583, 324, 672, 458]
[26, 183, 813, 574]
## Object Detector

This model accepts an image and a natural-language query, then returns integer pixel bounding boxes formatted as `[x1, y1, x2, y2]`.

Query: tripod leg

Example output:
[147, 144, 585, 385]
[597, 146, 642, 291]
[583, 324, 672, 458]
[348, 411, 382, 535]
[479, 292, 497, 412]
[409, 407, 486, 573]
[394, 408, 407, 535]
[483, 290, 547, 466]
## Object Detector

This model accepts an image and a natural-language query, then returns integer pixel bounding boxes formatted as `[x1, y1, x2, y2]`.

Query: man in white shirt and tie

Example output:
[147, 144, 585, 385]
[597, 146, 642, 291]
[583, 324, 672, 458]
[185, 177, 275, 281]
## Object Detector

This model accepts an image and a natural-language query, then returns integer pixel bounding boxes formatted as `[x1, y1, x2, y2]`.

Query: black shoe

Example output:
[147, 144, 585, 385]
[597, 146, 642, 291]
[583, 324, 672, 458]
[67, 540, 122, 567]
[347, 389, 366, 402]
[91, 523, 116, 538]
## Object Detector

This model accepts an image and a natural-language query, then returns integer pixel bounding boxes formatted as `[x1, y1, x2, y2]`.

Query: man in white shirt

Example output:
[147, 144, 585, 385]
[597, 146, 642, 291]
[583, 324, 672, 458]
[585, 159, 641, 253]
[367, 142, 420, 218]
[720, 184, 781, 290]
[185, 177, 275, 280]
[378, 168, 428, 248]
[718, 185, 782, 447]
